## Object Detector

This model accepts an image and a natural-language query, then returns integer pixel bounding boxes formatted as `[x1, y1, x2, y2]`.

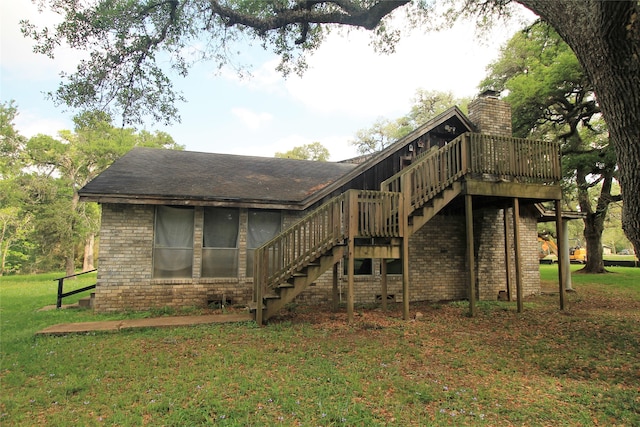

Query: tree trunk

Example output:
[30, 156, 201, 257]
[83, 234, 95, 271]
[521, 0, 640, 256]
[65, 252, 75, 277]
[582, 213, 606, 273]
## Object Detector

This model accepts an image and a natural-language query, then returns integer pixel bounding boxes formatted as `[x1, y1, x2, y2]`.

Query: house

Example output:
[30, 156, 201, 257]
[79, 93, 564, 322]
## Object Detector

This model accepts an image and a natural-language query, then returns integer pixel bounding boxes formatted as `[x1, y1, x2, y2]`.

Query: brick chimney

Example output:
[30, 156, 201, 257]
[467, 90, 512, 137]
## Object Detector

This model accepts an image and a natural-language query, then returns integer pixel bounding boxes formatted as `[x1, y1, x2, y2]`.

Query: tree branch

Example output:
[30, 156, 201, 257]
[208, 0, 409, 35]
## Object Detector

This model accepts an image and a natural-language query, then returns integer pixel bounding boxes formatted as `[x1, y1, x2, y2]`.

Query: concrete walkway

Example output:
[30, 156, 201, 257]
[36, 313, 253, 336]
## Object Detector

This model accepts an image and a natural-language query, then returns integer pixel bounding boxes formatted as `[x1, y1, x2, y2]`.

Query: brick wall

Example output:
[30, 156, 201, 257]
[475, 207, 540, 301]
[95, 200, 541, 313]
[292, 208, 540, 307]
[468, 94, 512, 137]
[95, 205, 293, 312]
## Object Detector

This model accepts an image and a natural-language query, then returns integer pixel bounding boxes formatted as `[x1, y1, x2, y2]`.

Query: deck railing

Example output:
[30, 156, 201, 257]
[468, 133, 561, 181]
[382, 133, 561, 213]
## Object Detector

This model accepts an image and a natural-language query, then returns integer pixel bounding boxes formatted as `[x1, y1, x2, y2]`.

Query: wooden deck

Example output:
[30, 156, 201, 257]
[253, 132, 563, 324]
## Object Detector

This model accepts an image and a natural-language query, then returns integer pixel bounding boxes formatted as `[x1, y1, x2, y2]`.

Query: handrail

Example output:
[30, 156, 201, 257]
[254, 193, 348, 299]
[382, 132, 561, 215]
[381, 133, 468, 213]
[54, 269, 97, 309]
[254, 189, 405, 300]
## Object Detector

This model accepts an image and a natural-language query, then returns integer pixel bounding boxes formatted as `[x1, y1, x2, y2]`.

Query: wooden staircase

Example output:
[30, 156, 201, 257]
[252, 133, 561, 323]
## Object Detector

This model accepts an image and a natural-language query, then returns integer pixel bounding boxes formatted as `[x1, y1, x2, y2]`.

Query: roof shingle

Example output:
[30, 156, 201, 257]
[79, 147, 356, 206]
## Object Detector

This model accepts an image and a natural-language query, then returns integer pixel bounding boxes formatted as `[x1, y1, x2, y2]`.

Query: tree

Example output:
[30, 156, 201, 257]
[350, 89, 465, 155]
[22, 1, 640, 255]
[481, 21, 621, 273]
[350, 117, 406, 155]
[25, 112, 184, 275]
[0, 102, 31, 275]
[275, 141, 330, 161]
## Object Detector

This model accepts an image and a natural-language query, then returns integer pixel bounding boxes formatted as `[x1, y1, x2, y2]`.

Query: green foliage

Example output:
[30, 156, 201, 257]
[482, 21, 621, 273]
[481, 22, 595, 139]
[274, 141, 330, 161]
[21, 1, 424, 124]
[350, 89, 466, 155]
[1, 104, 182, 275]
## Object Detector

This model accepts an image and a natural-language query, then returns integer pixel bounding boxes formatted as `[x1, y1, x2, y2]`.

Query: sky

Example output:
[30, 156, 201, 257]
[1, 1, 535, 161]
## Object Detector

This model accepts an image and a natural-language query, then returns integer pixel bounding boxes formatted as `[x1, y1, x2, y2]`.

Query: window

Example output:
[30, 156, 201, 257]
[344, 258, 373, 276]
[384, 259, 403, 275]
[202, 207, 239, 277]
[153, 206, 194, 278]
[246, 210, 282, 276]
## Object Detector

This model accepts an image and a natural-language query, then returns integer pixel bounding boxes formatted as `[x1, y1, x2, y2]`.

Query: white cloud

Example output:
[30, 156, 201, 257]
[282, 19, 527, 120]
[0, 2, 86, 79]
[231, 107, 273, 129]
[228, 132, 358, 162]
[13, 108, 71, 138]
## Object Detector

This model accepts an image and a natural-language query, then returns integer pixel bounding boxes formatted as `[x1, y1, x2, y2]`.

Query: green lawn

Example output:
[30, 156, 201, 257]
[1, 268, 639, 426]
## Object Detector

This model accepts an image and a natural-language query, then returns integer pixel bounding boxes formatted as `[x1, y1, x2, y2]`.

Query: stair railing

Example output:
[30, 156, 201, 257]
[381, 133, 469, 215]
[254, 192, 348, 303]
[253, 190, 404, 306]
[381, 132, 561, 216]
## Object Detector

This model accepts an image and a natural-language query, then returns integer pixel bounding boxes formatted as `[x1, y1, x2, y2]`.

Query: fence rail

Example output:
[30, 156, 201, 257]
[54, 269, 97, 309]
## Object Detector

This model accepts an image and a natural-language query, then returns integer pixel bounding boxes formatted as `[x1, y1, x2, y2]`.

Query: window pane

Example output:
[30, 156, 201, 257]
[344, 258, 373, 276]
[203, 208, 239, 248]
[202, 248, 239, 278]
[247, 210, 282, 248]
[202, 208, 239, 277]
[155, 206, 194, 247]
[153, 249, 193, 278]
[247, 210, 281, 277]
[385, 259, 403, 275]
[153, 206, 194, 278]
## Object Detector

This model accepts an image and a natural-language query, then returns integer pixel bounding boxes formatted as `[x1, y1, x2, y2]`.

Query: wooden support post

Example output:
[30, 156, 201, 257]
[560, 213, 572, 291]
[255, 278, 263, 326]
[555, 199, 566, 310]
[380, 258, 388, 311]
[465, 194, 477, 317]
[512, 198, 523, 313]
[347, 190, 357, 323]
[503, 208, 513, 301]
[401, 179, 410, 320]
[332, 263, 339, 312]
[347, 238, 355, 323]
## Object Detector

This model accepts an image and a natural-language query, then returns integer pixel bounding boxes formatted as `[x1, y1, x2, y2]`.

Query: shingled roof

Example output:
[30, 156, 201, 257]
[79, 147, 357, 209]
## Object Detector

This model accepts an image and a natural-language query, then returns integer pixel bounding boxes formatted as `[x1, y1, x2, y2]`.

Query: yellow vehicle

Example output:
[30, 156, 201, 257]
[569, 246, 587, 263]
[538, 235, 587, 263]
[538, 236, 557, 257]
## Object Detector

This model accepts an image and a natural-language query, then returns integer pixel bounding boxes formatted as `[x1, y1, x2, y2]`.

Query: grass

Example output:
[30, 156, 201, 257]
[1, 268, 639, 426]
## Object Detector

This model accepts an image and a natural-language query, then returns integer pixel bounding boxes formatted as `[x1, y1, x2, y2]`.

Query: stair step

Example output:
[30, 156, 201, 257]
[78, 297, 92, 308]
[248, 302, 266, 312]
[264, 294, 281, 300]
